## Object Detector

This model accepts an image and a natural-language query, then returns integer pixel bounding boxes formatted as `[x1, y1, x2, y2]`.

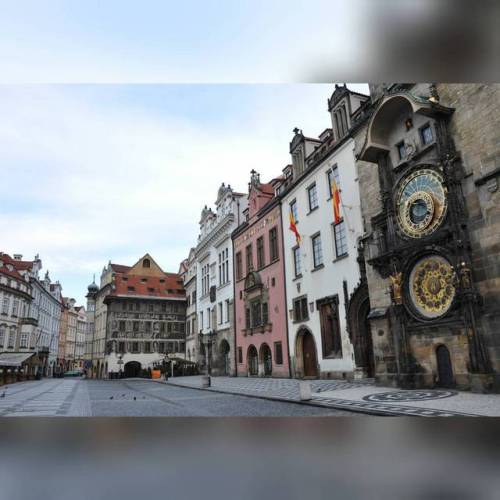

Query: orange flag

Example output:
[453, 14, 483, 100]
[289, 210, 301, 246]
[332, 177, 341, 224]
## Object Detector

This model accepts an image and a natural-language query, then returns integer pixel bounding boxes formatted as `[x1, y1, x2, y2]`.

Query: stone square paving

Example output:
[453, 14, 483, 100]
[167, 376, 500, 416]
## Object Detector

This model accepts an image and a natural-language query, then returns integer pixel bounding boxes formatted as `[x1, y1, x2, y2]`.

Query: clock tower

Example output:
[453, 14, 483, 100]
[356, 84, 493, 391]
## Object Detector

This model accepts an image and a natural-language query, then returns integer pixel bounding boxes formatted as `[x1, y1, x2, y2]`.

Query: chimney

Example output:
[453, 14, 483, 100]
[13, 254, 23, 260]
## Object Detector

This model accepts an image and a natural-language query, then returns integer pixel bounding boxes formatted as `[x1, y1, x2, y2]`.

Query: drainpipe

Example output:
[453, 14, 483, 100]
[278, 199, 293, 379]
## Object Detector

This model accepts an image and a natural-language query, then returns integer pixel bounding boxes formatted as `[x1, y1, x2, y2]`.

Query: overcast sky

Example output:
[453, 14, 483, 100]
[1, 83, 369, 305]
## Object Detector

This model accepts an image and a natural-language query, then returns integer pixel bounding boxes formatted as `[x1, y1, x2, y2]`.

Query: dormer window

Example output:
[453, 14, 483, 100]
[292, 147, 305, 176]
[332, 104, 349, 140]
[143, 258, 151, 268]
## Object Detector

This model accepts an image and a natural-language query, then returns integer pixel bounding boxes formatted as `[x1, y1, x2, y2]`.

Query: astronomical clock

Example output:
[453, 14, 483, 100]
[358, 84, 491, 389]
[395, 168, 447, 239]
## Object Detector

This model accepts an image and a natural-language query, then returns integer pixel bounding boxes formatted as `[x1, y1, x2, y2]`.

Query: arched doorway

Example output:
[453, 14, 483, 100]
[347, 283, 375, 377]
[436, 345, 454, 388]
[124, 361, 141, 378]
[260, 343, 272, 376]
[247, 345, 258, 376]
[219, 340, 231, 376]
[295, 328, 318, 378]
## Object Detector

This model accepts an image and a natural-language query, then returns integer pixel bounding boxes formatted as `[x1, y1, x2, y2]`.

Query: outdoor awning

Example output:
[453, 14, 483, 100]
[0, 352, 35, 367]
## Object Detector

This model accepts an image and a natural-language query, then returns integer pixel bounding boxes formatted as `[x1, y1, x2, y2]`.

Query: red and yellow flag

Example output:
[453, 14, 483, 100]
[289, 210, 301, 246]
[332, 177, 341, 224]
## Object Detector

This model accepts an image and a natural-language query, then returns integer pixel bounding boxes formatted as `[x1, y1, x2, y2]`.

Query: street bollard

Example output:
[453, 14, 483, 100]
[299, 381, 312, 401]
[201, 375, 211, 388]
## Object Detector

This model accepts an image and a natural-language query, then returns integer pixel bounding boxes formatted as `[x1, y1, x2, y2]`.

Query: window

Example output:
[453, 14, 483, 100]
[199, 311, 203, 331]
[262, 302, 268, 325]
[8, 328, 16, 348]
[293, 247, 302, 277]
[2, 296, 9, 315]
[236, 252, 243, 280]
[269, 227, 279, 262]
[238, 347, 243, 364]
[290, 200, 298, 224]
[0, 326, 5, 347]
[256, 237, 265, 269]
[312, 234, 323, 268]
[119, 321, 125, 332]
[122, 302, 127, 311]
[143, 258, 151, 268]
[144, 342, 151, 353]
[145, 321, 151, 333]
[201, 264, 210, 295]
[225, 299, 230, 323]
[420, 123, 434, 145]
[319, 297, 342, 358]
[274, 342, 283, 365]
[218, 302, 223, 324]
[251, 300, 262, 328]
[293, 296, 309, 322]
[327, 166, 340, 197]
[118, 342, 125, 353]
[245, 308, 250, 329]
[246, 244, 253, 274]
[307, 184, 319, 211]
[12, 299, 19, 317]
[206, 308, 210, 328]
[333, 220, 348, 258]
[133, 321, 139, 333]
[132, 342, 139, 353]
[396, 141, 406, 160]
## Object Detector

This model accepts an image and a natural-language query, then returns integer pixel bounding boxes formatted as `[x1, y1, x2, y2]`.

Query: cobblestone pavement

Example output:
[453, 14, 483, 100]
[0, 378, 363, 416]
[0, 379, 86, 416]
[168, 376, 498, 416]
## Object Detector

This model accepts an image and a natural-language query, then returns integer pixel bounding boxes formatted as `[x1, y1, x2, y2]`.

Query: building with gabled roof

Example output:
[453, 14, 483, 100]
[90, 254, 186, 378]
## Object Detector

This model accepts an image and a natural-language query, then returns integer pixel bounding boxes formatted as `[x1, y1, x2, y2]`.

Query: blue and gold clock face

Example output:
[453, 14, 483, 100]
[396, 169, 447, 238]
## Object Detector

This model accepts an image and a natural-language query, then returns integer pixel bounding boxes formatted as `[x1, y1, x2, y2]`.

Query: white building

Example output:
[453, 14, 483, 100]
[281, 85, 373, 379]
[179, 248, 197, 363]
[0, 253, 35, 377]
[195, 183, 247, 375]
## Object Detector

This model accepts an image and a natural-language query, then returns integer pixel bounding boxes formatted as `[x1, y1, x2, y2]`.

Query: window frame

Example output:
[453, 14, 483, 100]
[307, 182, 319, 212]
[333, 220, 348, 258]
[269, 226, 279, 262]
[293, 246, 302, 278]
[311, 232, 324, 269]
[256, 236, 265, 269]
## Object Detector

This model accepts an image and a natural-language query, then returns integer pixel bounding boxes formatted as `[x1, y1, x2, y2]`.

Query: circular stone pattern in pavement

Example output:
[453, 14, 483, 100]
[362, 390, 457, 402]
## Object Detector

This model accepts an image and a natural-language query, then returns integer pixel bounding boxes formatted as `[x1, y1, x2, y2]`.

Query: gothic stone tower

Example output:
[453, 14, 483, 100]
[353, 84, 496, 392]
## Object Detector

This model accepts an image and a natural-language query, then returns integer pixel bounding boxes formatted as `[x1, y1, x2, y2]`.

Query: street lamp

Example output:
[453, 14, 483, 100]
[199, 329, 217, 376]
[117, 353, 124, 379]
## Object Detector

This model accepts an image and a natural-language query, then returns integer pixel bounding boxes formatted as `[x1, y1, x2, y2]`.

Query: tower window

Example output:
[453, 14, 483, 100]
[420, 124, 434, 145]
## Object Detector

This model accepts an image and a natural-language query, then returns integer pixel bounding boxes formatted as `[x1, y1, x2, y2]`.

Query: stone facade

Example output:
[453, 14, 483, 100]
[353, 83, 500, 392]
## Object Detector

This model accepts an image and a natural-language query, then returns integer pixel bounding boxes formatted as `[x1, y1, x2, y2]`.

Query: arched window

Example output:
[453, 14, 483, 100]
[143, 258, 151, 268]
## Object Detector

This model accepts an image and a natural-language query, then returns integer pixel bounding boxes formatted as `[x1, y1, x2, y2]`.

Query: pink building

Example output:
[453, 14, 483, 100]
[232, 170, 290, 377]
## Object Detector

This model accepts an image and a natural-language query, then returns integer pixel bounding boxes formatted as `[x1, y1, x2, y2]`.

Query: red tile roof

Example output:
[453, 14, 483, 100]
[0, 253, 29, 281]
[110, 263, 132, 273]
[109, 271, 185, 300]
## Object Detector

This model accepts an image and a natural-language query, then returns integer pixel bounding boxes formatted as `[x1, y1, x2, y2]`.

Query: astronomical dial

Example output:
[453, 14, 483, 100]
[408, 255, 456, 319]
[396, 169, 447, 238]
